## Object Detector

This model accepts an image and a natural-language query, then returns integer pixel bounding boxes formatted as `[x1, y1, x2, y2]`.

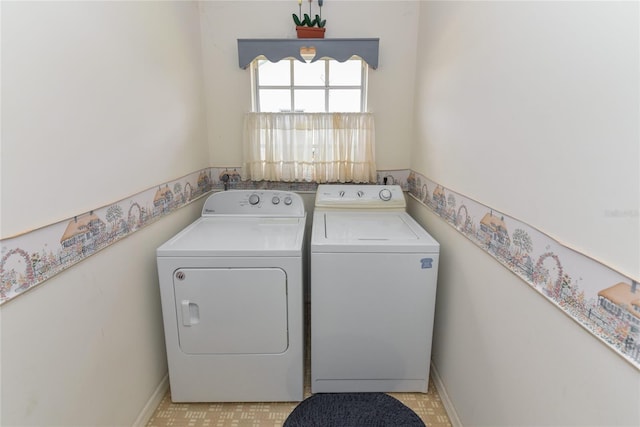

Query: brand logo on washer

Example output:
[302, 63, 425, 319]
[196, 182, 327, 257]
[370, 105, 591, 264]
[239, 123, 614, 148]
[420, 258, 433, 269]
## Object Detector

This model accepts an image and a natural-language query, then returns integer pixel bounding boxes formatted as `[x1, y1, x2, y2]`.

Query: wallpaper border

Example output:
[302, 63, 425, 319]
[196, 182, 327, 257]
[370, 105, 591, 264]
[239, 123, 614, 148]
[0, 166, 367, 305]
[2, 167, 638, 371]
[404, 170, 639, 371]
[0, 168, 216, 305]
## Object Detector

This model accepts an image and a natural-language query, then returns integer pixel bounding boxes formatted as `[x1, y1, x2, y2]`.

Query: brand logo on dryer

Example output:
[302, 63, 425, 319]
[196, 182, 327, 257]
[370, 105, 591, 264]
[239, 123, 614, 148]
[420, 258, 433, 269]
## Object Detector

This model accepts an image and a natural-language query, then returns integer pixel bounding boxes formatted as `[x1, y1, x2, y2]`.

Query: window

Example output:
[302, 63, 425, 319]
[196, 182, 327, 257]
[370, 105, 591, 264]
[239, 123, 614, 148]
[251, 57, 367, 113]
[243, 56, 376, 184]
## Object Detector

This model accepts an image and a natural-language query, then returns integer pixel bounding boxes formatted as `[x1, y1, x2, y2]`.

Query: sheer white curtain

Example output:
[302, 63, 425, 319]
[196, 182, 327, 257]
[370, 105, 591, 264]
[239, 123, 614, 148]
[242, 113, 376, 183]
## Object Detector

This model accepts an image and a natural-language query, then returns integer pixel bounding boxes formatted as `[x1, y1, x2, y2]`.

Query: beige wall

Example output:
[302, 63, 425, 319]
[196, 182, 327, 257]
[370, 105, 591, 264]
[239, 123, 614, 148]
[1, 201, 204, 425]
[1, 1, 209, 425]
[411, 1, 640, 425]
[1, 0, 210, 238]
[199, 0, 419, 170]
[412, 0, 639, 277]
[3, 1, 638, 425]
[409, 198, 640, 426]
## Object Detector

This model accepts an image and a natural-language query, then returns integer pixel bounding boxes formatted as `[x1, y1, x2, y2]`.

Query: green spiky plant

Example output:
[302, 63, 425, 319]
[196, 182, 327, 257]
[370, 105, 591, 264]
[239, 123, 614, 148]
[293, 0, 326, 28]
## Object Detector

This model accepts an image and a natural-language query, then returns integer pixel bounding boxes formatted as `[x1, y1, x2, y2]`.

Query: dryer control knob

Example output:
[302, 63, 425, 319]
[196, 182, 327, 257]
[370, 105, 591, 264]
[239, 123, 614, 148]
[272, 196, 280, 205]
[357, 191, 364, 198]
[339, 191, 345, 198]
[249, 194, 260, 205]
[284, 196, 293, 205]
[379, 189, 392, 201]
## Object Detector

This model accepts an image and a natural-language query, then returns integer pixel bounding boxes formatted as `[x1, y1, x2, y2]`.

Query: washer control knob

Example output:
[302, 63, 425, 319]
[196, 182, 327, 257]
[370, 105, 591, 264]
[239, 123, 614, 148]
[272, 196, 280, 205]
[249, 194, 260, 205]
[284, 196, 293, 205]
[379, 189, 392, 201]
[357, 191, 365, 198]
[339, 190, 345, 198]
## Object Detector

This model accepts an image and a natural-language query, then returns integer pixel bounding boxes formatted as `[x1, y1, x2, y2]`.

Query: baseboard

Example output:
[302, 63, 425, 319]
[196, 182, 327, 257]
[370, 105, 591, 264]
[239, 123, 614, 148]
[430, 362, 462, 427]
[133, 373, 169, 427]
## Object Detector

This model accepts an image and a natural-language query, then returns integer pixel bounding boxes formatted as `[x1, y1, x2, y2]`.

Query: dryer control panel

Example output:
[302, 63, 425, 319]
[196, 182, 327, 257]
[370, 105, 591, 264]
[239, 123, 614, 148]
[202, 190, 305, 217]
[315, 185, 406, 210]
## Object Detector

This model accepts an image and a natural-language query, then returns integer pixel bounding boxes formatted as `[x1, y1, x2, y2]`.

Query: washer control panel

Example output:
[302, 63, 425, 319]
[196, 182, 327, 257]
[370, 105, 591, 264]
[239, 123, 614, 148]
[202, 190, 305, 217]
[315, 185, 406, 210]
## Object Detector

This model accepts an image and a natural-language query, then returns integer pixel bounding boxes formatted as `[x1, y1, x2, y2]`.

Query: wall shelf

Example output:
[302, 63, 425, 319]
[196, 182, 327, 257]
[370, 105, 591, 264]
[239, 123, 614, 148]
[237, 38, 379, 69]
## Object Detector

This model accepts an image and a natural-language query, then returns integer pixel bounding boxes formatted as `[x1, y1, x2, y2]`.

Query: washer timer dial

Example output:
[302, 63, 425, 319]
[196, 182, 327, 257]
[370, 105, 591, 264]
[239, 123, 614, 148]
[379, 189, 392, 201]
[248, 194, 260, 205]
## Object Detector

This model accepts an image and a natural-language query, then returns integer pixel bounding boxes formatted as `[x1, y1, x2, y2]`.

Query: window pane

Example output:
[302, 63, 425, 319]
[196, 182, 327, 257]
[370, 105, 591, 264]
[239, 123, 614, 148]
[294, 89, 325, 112]
[253, 58, 366, 113]
[258, 60, 290, 86]
[329, 89, 361, 112]
[294, 61, 325, 86]
[260, 89, 291, 112]
[329, 60, 361, 86]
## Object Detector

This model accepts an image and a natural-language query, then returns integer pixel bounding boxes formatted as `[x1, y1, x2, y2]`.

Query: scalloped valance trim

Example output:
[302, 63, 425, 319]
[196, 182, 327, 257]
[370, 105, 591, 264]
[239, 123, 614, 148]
[237, 38, 379, 69]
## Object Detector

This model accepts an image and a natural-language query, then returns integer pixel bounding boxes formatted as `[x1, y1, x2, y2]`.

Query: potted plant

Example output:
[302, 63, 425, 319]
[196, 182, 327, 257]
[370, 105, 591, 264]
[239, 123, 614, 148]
[293, 0, 326, 38]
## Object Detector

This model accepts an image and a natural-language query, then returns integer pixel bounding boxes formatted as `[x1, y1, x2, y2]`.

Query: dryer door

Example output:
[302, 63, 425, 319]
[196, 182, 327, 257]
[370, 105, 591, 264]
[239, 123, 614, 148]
[173, 267, 288, 354]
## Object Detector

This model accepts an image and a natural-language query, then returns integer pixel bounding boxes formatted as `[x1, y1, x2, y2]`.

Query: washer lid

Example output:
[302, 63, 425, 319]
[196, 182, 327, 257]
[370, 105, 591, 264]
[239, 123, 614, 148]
[312, 211, 439, 253]
[157, 216, 306, 257]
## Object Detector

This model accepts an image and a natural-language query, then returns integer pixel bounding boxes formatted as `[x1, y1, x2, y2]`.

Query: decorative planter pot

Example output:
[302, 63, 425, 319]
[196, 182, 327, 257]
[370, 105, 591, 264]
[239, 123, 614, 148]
[296, 26, 326, 39]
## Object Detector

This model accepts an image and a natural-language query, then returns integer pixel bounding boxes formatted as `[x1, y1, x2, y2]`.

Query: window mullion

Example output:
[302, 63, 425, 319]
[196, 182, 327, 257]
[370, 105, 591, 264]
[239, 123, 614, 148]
[252, 61, 260, 112]
[361, 61, 367, 112]
[290, 59, 295, 112]
[325, 60, 330, 113]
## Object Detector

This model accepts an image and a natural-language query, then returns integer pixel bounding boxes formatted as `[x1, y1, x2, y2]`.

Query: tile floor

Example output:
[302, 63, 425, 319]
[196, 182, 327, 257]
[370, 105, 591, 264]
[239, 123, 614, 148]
[146, 367, 452, 427]
[147, 305, 451, 426]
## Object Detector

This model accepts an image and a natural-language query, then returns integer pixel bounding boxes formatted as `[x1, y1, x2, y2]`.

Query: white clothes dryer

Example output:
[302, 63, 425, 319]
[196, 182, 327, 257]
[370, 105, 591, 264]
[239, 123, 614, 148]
[311, 184, 439, 393]
[157, 190, 306, 402]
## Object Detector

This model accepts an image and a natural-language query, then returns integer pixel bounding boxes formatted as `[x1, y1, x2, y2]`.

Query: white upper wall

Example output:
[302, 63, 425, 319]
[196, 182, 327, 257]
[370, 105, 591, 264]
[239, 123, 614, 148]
[412, 1, 639, 279]
[1, 2, 209, 425]
[1, 0, 210, 238]
[412, 2, 639, 425]
[199, 0, 419, 170]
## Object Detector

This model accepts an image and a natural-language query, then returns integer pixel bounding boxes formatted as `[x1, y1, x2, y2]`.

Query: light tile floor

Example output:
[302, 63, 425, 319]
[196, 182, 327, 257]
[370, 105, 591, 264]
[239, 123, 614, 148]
[147, 306, 451, 426]
[146, 370, 452, 426]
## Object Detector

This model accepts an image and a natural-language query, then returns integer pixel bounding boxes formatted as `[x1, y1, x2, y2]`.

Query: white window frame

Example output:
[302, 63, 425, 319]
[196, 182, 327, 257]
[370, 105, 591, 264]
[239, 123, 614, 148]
[250, 57, 369, 113]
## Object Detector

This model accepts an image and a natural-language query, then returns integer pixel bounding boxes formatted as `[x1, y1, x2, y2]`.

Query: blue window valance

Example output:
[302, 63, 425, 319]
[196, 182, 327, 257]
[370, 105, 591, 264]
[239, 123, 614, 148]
[237, 38, 379, 69]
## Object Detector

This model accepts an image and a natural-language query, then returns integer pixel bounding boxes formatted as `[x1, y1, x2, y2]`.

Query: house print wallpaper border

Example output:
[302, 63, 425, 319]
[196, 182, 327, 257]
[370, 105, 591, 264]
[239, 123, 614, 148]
[0, 169, 215, 304]
[0, 167, 320, 305]
[1, 167, 638, 371]
[404, 170, 640, 370]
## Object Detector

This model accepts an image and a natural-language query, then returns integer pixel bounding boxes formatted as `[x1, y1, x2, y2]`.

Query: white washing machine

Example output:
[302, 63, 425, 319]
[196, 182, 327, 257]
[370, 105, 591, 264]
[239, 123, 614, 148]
[311, 184, 439, 393]
[156, 190, 306, 402]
